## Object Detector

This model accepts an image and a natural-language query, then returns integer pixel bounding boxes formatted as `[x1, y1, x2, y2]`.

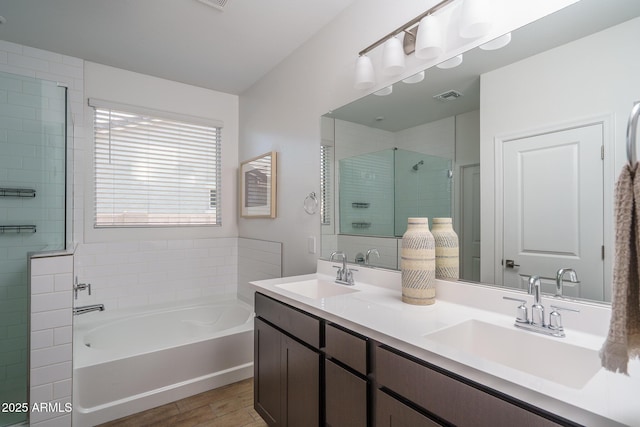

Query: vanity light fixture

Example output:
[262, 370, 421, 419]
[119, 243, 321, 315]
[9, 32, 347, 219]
[479, 32, 512, 50]
[458, 0, 492, 39]
[354, 55, 376, 90]
[354, 0, 494, 90]
[402, 70, 425, 84]
[381, 36, 406, 76]
[374, 85, 393, 96]
[415, 14, 444, 60]
[436, 54, 463, 69]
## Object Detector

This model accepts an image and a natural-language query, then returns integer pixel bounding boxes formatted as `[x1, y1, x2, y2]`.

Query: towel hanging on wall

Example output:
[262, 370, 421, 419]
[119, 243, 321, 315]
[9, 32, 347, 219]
[600, 161, 640, 373]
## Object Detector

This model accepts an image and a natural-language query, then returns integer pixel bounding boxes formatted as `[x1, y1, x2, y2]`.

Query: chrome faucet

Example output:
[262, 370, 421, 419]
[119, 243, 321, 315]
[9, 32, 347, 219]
[555, 268, 578, 298]
[73, 304, 105, 316]
[330, 251, 356, 285]
[528, 275, 545, 327]
[365, 248, 380, 265]
[503, 274, 580, 338]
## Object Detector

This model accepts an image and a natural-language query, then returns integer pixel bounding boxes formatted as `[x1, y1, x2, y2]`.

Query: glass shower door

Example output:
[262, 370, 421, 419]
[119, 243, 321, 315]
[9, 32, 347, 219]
[0, 71, 67, 426]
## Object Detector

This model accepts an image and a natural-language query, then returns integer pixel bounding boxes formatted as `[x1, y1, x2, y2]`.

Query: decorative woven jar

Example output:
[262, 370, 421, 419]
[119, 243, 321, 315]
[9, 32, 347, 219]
[431, 218, 459, 279]
[401, 217, 436, 305]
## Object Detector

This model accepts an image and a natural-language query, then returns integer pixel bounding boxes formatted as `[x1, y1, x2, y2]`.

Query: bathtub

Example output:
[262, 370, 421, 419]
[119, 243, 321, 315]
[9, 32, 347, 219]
[72, 297, 254, 427]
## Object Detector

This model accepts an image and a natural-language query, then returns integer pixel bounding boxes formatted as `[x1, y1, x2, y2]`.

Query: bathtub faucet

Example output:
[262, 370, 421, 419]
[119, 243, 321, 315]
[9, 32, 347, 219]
[73, 304, 105, 316]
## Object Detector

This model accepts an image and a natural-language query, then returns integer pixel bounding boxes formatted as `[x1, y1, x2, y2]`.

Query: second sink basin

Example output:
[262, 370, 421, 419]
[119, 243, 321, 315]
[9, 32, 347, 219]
[424, 319, 601, 389]
[275, 279, 359, 299]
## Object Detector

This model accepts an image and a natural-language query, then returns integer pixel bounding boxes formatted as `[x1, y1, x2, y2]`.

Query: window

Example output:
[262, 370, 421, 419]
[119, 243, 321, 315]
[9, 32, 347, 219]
[91, 100, 222, 227]
[320, 144, 332, 225]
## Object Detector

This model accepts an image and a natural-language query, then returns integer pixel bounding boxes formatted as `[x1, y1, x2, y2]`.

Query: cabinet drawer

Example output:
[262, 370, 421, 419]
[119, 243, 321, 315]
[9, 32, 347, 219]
[375, 389, 441, 427]
[325, 323, 368, 374]
[375, 346, 562, 427]
[326, 359, 368, 427]
[255, 292, 321, 348]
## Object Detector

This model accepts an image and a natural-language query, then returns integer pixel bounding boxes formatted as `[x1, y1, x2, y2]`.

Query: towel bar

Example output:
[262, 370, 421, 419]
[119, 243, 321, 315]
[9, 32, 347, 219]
[626, 101, 640, 166]
[0, 225, 36, 233]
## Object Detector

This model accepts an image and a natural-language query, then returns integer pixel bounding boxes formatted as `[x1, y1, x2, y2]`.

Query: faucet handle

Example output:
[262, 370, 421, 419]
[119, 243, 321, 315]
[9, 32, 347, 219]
[502, 296, 529, 324]
[74, 277, 92, 300]
[548, 305, 580, 331]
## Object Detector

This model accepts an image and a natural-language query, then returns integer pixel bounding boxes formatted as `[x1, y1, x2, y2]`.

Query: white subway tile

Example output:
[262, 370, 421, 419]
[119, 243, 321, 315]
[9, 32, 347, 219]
[31, 330, 54, 350]
[53, 273, 72, 292]
[31, 256, 72, 276]
[30, 383, 54, 404]
[0, 63, 36, 78]
[31, 275, 54, 294]
[31, 344, 72, 369]
[22, 46, 64, 63]
[8, 52, 49, 72]
[53, 326, 72, 346]
[48, 62, 82, 80]
[31, 291, 72, 313]
[30, 361, 71, 387]
[31, 309, 72, 332]
[0, 40, 23, 54]
[53, 379, 71, 399]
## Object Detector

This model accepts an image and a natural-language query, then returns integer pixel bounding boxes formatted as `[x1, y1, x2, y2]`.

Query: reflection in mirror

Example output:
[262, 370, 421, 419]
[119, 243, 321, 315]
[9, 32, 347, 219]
[339, 148, 452, 237]
[320, 0, 640, 303]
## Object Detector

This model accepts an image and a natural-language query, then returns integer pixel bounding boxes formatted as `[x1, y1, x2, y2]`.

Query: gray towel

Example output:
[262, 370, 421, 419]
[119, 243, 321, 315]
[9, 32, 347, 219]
[600, 163, 640, 374]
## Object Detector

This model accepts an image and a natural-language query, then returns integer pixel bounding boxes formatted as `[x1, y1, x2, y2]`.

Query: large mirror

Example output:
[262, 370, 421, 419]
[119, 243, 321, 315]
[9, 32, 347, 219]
[321, 0, 640, 303]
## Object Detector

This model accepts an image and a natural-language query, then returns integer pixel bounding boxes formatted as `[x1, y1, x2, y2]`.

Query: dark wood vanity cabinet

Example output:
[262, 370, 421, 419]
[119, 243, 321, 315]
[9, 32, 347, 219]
[324, 323, 369, 427]
[375, 389, 442, 427]
[254, 292, 574, 427]
[375, 345, 565, 427]
[254, 293, 321, 427]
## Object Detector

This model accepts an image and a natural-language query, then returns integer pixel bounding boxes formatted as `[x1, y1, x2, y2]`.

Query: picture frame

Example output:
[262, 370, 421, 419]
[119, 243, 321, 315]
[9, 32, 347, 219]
[240, 151, 277, 218]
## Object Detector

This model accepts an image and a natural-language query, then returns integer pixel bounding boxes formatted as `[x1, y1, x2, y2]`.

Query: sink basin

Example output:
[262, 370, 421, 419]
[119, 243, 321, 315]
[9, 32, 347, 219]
[424, 319, 601, 389]
[275, 279, 359, 299]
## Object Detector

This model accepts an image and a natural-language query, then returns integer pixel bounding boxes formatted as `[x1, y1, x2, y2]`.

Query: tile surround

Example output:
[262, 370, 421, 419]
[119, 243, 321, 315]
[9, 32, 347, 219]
[29, 253, 74, 427]
[74, 238, 239, 310]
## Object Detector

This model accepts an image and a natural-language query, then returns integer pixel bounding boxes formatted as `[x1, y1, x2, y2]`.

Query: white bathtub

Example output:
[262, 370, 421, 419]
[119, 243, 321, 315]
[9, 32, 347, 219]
[72, 297, 254, 427]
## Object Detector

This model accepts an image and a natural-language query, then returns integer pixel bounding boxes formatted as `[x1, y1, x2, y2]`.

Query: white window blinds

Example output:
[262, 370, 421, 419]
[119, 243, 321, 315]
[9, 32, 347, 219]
[91, 100, 222, 227]
[320, 144, 332, 226]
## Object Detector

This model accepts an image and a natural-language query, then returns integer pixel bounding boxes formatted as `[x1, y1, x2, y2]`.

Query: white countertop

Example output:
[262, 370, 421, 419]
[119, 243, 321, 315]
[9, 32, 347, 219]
[250, 260, 640, 427]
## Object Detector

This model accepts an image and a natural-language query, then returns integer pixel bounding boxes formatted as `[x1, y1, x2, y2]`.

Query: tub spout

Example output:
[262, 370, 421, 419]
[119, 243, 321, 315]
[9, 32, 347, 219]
[73, 304, 105, 316]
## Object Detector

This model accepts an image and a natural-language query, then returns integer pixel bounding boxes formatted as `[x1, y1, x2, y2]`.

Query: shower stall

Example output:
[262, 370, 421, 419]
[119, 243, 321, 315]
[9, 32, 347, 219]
[338, 148, 452, 237]
[0, 71, 72, 427]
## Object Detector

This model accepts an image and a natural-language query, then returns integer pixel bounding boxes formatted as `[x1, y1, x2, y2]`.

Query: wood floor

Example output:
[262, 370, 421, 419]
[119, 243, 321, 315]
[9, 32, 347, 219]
[99, 378, 267, 427]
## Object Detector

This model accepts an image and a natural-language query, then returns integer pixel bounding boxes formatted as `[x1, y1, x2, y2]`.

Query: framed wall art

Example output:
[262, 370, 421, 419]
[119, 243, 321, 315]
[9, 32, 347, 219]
[240, 151, 277, 218]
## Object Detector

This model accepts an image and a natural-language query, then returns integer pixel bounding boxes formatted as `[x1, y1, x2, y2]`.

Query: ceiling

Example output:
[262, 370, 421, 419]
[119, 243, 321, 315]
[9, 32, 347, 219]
[0, 0, 356, 94]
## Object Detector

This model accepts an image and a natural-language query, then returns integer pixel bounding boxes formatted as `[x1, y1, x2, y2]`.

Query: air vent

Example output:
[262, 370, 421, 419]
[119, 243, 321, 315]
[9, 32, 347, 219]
[433, 90, 463, 101]
[196, 0, 230, 11]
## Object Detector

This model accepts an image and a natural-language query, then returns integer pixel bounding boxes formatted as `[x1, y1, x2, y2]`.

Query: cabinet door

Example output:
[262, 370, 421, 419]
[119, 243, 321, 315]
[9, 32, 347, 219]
[375, 389, 442, 427]
[326, 359, 368, 427]
[376, 346, 562, 427]
[283, 335, 321, 427]
[254, 317, 283, 427]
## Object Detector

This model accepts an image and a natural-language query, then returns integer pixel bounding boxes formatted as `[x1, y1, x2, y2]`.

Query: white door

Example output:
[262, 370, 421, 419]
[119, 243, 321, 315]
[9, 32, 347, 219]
[461, 164, 481, 282]
[502, 124, 604, 300]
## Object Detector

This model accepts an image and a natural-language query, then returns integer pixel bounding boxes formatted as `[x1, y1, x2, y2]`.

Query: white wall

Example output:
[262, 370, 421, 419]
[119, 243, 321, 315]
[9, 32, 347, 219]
[239, 0, 577, 277]
[479, 16, 640, 295]
[74, 62, 242, 311]
[82, 62, 239, 243]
